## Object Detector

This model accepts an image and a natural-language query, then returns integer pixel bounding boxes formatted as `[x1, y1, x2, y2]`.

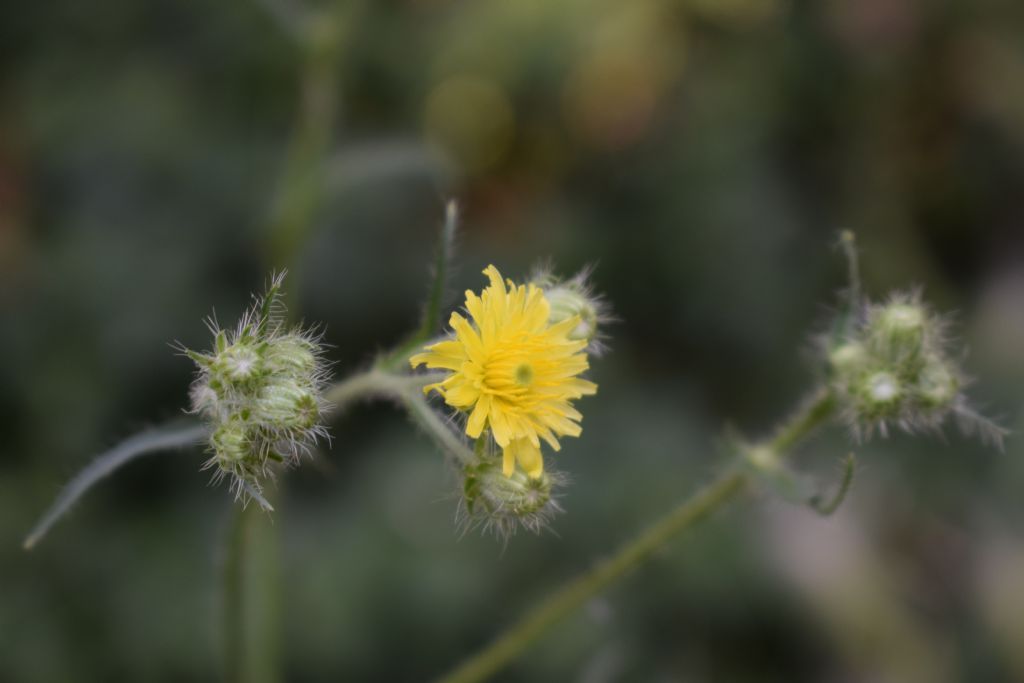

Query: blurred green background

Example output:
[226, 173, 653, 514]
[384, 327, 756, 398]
[4, 0, 1024, 681]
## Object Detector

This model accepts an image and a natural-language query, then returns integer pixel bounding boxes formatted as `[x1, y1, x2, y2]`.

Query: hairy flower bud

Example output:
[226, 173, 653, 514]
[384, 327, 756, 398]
[184, 272, 330, 501]
[253, 379, 319, 430]
[545, 285, 599, 343]
[264, 334, 317, 376]
[915, 355, 959, 410]
[825, 289, 1002, 443]
[459, 454, 566, 537]
[828, 342, 867, 377]
[211, 417, 252, 468]
[870, 301, 926, 352]
[856, 371, 903, 420]
[531, 265, 611, 354]
[215, 342, 264, 384]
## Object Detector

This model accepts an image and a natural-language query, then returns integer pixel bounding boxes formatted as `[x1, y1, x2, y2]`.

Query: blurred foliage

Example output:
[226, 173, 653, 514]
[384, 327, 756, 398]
[3, 0, 1024, 681]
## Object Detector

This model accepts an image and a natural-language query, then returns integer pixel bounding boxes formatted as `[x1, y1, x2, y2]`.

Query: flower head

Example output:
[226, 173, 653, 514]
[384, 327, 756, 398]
[411, 265, 597, 478]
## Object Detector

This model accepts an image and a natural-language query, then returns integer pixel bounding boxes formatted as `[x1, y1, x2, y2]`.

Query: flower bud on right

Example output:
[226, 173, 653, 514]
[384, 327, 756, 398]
[531, 266, 610, 355]
[825, 291, 990, 439]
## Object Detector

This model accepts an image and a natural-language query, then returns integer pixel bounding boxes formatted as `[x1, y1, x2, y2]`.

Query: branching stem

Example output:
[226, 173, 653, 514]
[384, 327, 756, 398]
[436, 390, 836, 683]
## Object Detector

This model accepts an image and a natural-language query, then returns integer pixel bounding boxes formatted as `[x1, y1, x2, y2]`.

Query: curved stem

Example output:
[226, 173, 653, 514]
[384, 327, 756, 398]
[23, 423, 208, 550]
[401, 392, 476, 466]
[324, 367, 471, 464]
[437, 390, 836, 683]
[323, 369, 446, 409]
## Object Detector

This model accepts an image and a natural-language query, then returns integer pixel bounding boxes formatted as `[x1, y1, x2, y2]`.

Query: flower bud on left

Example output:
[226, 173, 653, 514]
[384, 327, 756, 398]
[184, 273, 329, 501]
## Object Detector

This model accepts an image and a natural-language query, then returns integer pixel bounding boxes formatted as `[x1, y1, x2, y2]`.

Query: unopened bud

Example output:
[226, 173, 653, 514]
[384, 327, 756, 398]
[848, 370, 905, 428]
[916, 357, 959, 409]
[828, 342, 867, 377]
[254, 379, 318, 430]
[184, 272, 329, 501]
[264, 334, 317, 377]
[546, 285, 599, 343]
[211, 418, 251, 467]
[215, 342, 263, 384]
[461, 458, 563, 536]
[867, 299, 928, 361]
[822, 245, 1002, 444]
[532, 266, 609, 352]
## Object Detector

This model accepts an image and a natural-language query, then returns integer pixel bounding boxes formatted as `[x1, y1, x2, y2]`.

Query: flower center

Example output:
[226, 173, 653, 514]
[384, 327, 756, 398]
[514, 363, 534, 386]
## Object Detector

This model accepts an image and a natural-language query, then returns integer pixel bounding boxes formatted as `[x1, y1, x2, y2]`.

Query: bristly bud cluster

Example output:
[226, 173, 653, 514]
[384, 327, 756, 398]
[531, 264, 612, 355]
[183, 272, 330, 503]
[825, 290, 1003, 445]
[458, 438, 567, 538]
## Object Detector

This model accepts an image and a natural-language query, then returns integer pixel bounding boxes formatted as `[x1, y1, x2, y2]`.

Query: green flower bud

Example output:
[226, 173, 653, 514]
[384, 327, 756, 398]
[915, 356, 959, 409]
[866, 299, 929, 362]
[821, 241, 1003, 444]
[264, 334, 317, 378]
[828, 342, 867, 377]
[853, 371, 904, 424]
[460, 457, 564, 536]
[545, 285, 599, 343]
[214, 342, 263, 385]
[184, 272, 330, 503]
[532, 265, 610, 353]
[254, 378, 318, 430]
[211, 418, 251, 466]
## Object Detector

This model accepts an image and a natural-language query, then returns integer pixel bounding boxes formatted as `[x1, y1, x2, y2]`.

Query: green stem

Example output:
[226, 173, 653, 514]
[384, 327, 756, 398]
[225, 5, 361, 678]
[767, 388, 836, 455]
[223, 502, 280, 683]
[323, 369, 446, 409]
[437, 390, 836, 683]
[439, 469, 746, 683]
[266, 15, 345, 273]
[218, 367, 447, 683]
[401, 392, 476, 466]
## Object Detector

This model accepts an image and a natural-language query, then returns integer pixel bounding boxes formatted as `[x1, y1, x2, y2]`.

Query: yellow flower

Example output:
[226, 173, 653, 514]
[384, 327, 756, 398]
[411, 265, 597, 478]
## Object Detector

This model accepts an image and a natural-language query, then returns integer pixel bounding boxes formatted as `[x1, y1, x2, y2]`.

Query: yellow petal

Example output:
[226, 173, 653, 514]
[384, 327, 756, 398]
[465, 290, 484, 325]
[483, 265, 507, 315]
[508, 438, 544, 479]
[502, 446, 515, 477]
[466, 393, 491, 438]
[489, 404, 513, 447]
[444, 380, 479, 408]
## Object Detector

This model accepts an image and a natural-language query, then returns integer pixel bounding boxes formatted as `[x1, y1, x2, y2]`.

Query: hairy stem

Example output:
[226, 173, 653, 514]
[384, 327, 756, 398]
[324, 369, 446, 409]
[401, 392, 476, 466]
[23, 423, 208, 550]
[768, 388, 836, 454]
[437, 390, 836, 683]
